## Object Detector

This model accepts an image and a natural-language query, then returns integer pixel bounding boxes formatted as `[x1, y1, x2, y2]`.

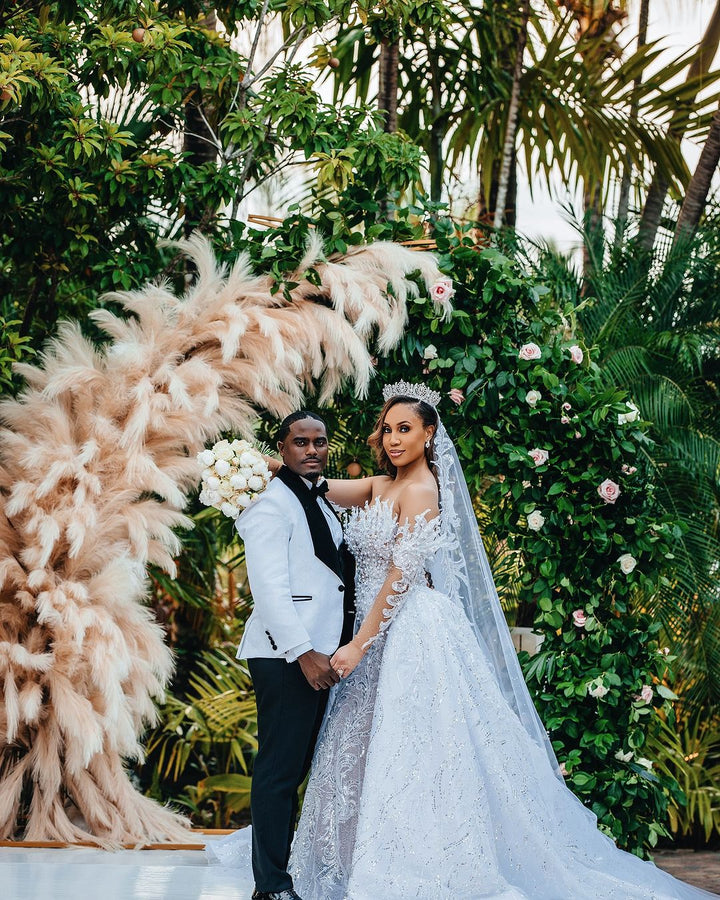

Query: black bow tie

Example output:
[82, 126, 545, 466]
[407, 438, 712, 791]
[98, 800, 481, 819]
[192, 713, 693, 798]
[310, 480, 329, 498]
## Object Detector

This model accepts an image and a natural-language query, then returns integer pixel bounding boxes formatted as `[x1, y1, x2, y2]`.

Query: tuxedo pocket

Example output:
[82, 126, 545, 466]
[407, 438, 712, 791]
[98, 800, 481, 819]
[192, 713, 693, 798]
[291, 595, 312, 602]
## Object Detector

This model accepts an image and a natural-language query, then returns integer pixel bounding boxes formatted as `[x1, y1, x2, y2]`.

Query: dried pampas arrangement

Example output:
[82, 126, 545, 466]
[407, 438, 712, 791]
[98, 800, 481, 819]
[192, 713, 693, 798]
[0, 235, 446, 843]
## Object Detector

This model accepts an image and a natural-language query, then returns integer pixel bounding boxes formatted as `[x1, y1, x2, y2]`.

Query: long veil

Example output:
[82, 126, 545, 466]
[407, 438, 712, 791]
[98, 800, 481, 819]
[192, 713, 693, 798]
[432, 420, 563, 778]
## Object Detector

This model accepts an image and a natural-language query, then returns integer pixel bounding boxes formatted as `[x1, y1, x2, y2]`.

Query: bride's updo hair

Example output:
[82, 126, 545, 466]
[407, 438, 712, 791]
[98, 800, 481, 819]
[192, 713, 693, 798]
[368, 394, 439, 476]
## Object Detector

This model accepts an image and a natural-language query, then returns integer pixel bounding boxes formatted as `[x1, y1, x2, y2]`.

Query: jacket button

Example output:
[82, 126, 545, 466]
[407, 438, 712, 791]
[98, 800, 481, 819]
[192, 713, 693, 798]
[338, 585, 344, 592]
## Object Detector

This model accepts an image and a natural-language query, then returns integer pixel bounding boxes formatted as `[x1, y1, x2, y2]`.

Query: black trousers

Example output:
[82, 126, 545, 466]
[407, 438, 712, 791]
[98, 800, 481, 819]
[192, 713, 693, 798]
[248, 657, 329, 893]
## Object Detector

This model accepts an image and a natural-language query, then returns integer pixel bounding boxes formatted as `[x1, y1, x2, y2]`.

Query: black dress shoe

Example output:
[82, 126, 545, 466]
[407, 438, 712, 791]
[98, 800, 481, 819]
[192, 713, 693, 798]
[251, 890, 303, 900]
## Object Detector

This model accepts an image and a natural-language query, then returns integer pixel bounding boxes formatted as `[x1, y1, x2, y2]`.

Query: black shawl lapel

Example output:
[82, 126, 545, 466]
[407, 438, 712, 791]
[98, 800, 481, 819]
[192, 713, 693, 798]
[276, 466, 344, 579]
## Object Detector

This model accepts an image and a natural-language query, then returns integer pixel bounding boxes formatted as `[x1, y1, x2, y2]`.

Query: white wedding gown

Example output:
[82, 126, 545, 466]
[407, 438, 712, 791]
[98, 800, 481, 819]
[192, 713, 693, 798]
[209, 498, 714, 899]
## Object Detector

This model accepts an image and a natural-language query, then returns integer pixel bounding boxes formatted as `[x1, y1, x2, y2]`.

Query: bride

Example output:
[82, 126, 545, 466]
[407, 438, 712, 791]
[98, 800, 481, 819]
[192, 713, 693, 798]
[211, 382, 713, 899]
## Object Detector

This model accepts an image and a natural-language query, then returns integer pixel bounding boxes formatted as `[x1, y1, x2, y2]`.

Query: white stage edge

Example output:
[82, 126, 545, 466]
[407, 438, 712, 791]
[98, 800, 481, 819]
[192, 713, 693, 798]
[0, 836, 253, 900]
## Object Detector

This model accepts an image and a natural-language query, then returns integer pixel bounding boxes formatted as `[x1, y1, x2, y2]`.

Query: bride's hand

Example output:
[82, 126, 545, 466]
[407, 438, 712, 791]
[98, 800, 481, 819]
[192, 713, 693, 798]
[263, 454, 282, 476]
[330, 638, 364, 679]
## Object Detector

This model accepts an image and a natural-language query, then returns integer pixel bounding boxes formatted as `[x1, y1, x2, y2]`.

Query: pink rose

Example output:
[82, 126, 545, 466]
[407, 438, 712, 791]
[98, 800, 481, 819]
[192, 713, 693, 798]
[572, 609, 587, 628]
[621, 464, 637, 475]
[561, 415, 570, 424]
[528, 448, 549, 467]
[562, 402, 572, 412]
[574, 431, 582, 439]
[448, 388, 465, 406]
[518, 342, 542, 361]
[598, 479, 620, 504]
[569, 345, 584, 364]
[636, 684, 654, 704]
[430, 278, 455, 304]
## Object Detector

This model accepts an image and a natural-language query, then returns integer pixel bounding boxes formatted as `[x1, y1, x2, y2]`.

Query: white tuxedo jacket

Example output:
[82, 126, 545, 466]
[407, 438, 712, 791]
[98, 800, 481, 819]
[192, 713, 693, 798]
[235, 477, 346, 662]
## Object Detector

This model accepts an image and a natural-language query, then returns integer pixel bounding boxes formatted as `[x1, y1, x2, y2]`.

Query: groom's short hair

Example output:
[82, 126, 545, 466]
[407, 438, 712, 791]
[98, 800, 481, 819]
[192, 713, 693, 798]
[276, 410, 327, 443]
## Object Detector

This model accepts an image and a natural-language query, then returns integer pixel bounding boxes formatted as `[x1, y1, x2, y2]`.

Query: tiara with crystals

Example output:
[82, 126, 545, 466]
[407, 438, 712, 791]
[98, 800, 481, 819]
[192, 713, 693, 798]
[382, 380, 441, 408]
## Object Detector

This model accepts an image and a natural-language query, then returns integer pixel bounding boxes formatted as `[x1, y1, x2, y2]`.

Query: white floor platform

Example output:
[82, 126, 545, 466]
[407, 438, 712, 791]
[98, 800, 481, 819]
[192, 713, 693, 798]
[0, 838, 254, 900]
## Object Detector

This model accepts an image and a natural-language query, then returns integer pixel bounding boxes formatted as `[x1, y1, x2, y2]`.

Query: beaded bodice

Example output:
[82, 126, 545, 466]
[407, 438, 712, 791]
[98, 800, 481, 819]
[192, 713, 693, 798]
[344, 497, 446, 618]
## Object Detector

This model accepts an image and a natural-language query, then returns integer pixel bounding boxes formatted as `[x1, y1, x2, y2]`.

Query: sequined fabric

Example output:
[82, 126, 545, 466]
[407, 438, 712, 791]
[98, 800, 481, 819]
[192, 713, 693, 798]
[289, 499, 712, 900]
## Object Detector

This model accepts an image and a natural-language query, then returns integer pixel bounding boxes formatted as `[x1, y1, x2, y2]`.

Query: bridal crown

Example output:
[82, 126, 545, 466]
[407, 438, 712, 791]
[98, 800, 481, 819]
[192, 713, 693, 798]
[382, 381, 441, 409]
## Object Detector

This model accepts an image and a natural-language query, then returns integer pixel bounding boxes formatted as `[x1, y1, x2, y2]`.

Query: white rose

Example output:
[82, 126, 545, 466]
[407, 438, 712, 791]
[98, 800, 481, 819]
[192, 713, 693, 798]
[423, 344, 438, 360]
[618, 553, 637, 575]
[526, 389, 542, 407]
[247, 475, 264, 492]
[569, 345, 584, 364]
[252, 460, 269, 475]
[618, 401, 640, 425]
[588, 681, 609, 698]
[198, 449, 215, 466]
[220, 502, 239, 518]
[236, 492, 251, 508]
[615, 749, 634, 763]
[198, 489, 212, 506]
[204, 489, 221, 505]
[230, 474, 248, 490]
[241, 466, 254, 480]
[526, 510, 545, 531]
[231, 439, 250, 452]
[205, 475, 221, 490]
[214, 459, 231, 477]
[202, 467, 215, 480]
[218, 484, 233, 498]
[239, 451, 257, 467]
[215, 446, 234, 461]
[625, 401, 640, 422]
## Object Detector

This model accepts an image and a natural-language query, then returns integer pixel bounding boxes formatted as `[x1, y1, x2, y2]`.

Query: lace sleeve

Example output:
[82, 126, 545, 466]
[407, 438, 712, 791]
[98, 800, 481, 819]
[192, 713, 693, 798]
[360, 511, 444, 649]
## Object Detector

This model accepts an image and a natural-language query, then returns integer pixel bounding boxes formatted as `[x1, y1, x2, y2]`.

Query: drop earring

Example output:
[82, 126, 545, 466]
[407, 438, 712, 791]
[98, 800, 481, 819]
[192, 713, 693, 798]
[425, 439, 431, 448]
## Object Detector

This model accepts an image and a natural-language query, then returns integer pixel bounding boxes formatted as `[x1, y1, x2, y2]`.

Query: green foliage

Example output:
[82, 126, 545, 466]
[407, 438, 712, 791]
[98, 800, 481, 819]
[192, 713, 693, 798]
[647, 712, 720, 846]
[0, 317, 34, 389]
[143, 647, 257, 827]
[0, 0, 424, 357]
[525, 222, 720, 715]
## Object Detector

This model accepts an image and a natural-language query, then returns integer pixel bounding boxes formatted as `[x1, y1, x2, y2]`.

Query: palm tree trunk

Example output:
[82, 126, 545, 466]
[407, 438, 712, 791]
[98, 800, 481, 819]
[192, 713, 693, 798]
[183, 9, 218, 236]
[378, 39, 400, 133]
[428, 40, 444, 203]
[615, 0, 649, 243]
[493, 0, 530, 231]
[673, 106, 720, 246]
[637, 0, 720, 251]
[583, 179, 604, 285]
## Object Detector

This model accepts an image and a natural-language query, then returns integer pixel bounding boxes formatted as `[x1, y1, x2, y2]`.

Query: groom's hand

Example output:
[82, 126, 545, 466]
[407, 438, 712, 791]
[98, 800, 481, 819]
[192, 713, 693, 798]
[297, 650, 340, 691]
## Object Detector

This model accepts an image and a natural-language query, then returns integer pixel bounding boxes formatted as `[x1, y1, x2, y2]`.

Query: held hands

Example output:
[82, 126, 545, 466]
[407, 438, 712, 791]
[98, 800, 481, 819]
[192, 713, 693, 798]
[298, 650, 340, 691]
[330, 638, 365, 680]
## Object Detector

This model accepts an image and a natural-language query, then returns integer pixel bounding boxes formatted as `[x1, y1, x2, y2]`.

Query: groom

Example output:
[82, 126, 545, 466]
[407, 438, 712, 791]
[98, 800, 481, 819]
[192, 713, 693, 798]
[235, 410, 356, 900]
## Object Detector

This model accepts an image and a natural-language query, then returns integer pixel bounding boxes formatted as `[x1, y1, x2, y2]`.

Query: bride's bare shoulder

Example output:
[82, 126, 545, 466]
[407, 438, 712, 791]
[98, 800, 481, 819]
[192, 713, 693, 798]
[369, 475, 393, 500]
[396, 479, 439, 520]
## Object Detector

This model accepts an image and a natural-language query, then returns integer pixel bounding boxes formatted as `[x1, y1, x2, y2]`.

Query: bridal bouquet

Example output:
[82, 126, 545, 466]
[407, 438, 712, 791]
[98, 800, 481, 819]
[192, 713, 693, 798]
[197, 438, 271, 518]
